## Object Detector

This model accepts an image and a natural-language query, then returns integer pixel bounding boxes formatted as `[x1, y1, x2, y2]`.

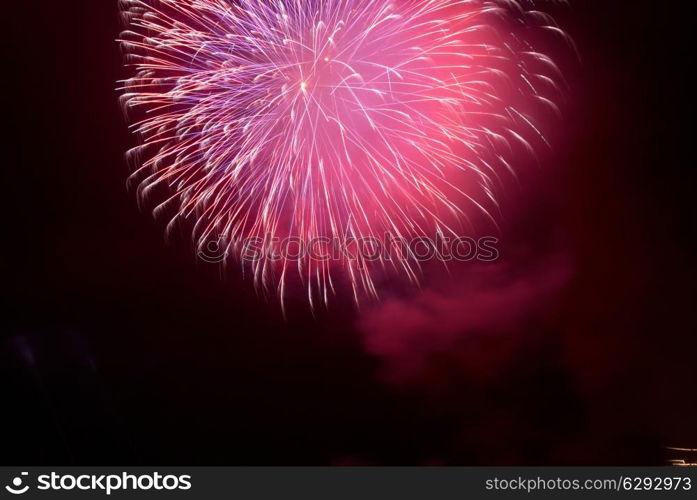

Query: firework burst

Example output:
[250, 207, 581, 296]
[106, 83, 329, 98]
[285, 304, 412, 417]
[119, 0, 566, 308]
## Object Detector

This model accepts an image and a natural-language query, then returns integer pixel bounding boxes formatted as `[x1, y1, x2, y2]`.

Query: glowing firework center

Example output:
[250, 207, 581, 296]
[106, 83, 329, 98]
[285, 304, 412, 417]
[120, 0, 564, 305]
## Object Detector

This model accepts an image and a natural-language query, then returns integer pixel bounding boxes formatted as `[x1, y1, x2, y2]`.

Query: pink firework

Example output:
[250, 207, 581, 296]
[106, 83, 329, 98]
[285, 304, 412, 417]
[119, 0, 566, 307]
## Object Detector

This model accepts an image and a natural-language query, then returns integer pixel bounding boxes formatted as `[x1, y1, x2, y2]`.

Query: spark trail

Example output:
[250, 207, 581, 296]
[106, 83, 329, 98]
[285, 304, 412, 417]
[119, 0, 566, 308]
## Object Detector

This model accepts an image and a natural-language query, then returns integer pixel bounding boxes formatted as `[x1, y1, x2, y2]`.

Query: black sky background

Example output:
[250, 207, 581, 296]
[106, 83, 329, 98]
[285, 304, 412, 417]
[2, 1, 695, 465]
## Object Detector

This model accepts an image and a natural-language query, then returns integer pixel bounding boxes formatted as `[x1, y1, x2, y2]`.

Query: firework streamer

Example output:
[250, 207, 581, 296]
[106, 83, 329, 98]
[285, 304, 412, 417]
[119, 0, 567, 309]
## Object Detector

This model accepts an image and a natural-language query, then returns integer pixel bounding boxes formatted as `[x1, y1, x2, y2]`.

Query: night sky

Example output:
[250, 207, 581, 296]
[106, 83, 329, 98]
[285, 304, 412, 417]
[2, 0, 695, 465]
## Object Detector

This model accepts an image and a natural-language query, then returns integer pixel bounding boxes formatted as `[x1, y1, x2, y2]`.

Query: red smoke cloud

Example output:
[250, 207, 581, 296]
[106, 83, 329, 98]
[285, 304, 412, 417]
[359, 255, 574, 385]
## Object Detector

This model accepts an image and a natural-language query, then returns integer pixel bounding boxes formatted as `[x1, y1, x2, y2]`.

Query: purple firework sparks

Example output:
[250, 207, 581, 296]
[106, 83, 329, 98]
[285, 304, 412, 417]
[119, 0, 567, 309]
